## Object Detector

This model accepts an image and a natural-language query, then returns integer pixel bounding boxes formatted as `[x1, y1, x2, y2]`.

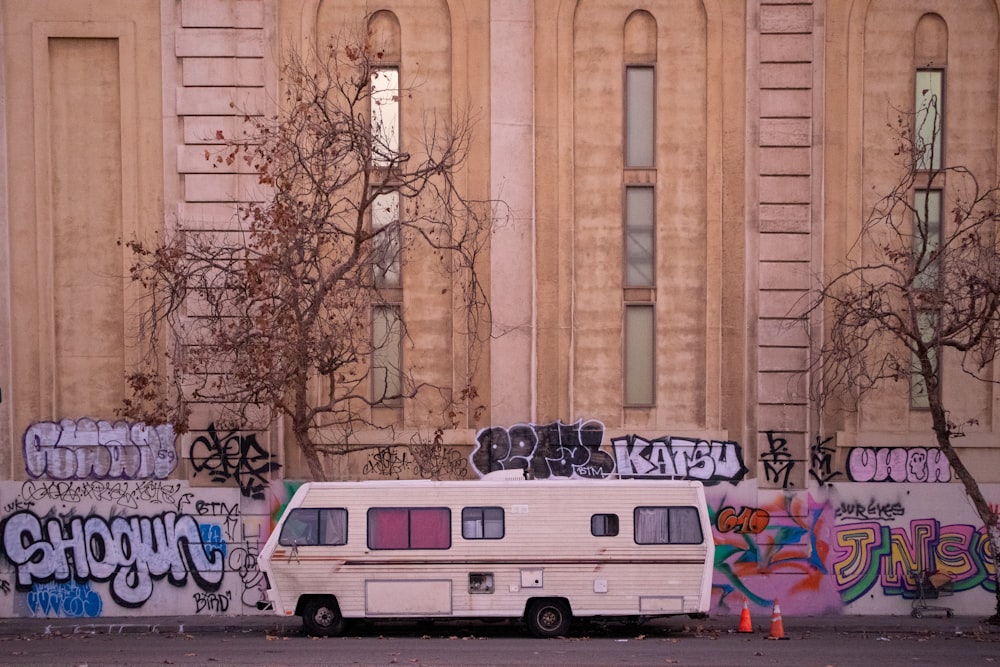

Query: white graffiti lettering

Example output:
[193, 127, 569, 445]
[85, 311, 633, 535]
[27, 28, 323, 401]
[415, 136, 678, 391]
[2, 511, 225, 608]
[611, 436, 748, 483]
[22, 418, 178, 481]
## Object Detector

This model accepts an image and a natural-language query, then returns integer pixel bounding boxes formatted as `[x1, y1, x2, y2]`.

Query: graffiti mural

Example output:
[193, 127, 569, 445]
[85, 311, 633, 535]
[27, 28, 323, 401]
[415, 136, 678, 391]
[471, 420, 615, 478]
[2, 510, 226, 608]
[22, 419, 177, 481]
[470, 420, 747, 484]
[189, 423, 282, 499]
[834, 518, 996, 603]
[0, 479, 275, 618]
[716, 506, 770, 534]
[847, 447, 951, 483]
[612, 435, 748, 483]
[707, 486, 841, 614]
[25, 581, 103, 618]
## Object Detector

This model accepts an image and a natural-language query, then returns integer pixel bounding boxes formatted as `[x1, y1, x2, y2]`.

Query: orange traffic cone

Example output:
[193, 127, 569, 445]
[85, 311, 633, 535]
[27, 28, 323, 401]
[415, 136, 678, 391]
[738, 597, 753, 633]
[766, 599, 789, 640]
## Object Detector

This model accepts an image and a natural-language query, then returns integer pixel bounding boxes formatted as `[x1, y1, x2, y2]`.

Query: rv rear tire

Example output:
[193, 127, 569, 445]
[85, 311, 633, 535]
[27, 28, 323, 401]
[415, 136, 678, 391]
[526, 599, 571, 638]
[302, 597, 345, 637]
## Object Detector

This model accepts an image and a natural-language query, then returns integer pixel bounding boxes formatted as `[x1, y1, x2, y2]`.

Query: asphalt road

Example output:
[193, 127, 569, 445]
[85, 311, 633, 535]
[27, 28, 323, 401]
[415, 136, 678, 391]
[0, 616, 997, 667]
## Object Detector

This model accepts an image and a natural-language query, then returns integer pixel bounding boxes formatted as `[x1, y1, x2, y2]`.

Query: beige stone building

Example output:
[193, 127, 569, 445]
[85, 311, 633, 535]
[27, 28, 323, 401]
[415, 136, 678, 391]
[0, 0, 997, 619]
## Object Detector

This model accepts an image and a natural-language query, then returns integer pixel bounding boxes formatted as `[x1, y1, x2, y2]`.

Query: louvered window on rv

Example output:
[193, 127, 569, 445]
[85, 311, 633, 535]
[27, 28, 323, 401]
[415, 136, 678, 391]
[591, 513, 620, 537]
[461, 507, 505, 539]
[368, 507, 451, 549]
[633, 506, 703, 544]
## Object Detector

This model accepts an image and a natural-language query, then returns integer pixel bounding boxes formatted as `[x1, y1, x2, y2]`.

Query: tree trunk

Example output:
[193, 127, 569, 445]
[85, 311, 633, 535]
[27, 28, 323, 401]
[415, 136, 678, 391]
[928, 396, 1000, 622]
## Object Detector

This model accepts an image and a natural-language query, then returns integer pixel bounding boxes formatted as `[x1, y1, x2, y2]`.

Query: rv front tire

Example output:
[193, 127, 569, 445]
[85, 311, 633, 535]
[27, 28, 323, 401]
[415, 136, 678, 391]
[525, 598, 571, 638]
[301, 597, 345, 637]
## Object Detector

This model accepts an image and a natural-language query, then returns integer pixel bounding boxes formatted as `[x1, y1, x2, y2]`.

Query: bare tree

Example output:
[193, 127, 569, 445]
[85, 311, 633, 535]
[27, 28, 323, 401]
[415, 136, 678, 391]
[123, 23, 498, 481]
[809, 97, 1000, 622]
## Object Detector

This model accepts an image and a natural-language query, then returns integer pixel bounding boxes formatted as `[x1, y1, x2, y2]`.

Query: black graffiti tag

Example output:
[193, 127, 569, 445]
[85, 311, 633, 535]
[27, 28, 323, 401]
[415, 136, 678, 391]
[471, 420, 615, 479]
[188, 424, 281, 499]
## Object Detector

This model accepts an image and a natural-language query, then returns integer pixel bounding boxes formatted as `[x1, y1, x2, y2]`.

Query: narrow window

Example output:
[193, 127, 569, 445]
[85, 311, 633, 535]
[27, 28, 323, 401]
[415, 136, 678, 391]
[625, 186, 655, 287]
[634, 506, 703, 544]
[368, 507, 451, 549]
[915, 70, 943, 171]
[913, 189, 941, 290]
[372, 305, 402, 405]
[462, 507, 505, 539]
[624, 304, 655, 405]
[591, 513, 620, 537]
[320, 509, 349, 545]
[371, 67, 400, 166]
[625, 66, 655, 168]
[372, 191, 401, 287]
[911, 310, 939, 409]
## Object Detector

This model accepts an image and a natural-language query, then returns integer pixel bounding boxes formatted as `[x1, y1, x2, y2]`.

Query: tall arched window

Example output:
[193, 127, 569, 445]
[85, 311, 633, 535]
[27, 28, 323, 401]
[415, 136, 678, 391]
[623, 10, 657, 406]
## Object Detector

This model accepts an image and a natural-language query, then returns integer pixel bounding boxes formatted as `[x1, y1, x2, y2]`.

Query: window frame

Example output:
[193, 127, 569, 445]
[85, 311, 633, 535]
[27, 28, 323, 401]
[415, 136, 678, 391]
[278, 508, 349, 547]
[371, 305, 403, 406]
[591, 513, 620, 537]
[624, 185, 656, 288]
[461, 506, 505, 540]
[371, 189, 402, 288]
[367, 507, 452, 550]
[624, 303, 656, 406]
[915, 69, 944, 172]
[370, 66, 400, 167]
[633, 506, 704, 545]
[624, 64, 656, 169]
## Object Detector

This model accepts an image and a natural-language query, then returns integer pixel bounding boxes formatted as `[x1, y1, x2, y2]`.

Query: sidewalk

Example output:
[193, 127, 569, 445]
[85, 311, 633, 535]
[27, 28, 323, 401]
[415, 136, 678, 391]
[0, 613, 996, 639]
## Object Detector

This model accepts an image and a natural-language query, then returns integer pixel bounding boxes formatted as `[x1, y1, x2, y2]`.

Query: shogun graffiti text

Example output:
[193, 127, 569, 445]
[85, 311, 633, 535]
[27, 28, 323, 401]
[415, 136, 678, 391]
[2, 511, 225, 608]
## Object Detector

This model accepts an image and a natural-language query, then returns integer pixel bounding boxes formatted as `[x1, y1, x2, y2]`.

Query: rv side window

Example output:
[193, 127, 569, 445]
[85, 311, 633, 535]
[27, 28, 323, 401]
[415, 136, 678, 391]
[280, 509, 317, 546]
[591, 513, 620, 536]
[320, 508, 348, 545]
[462, 507, 505, 539]
[368, 507, 451, 549]
[279, 508, 348, 546]
[634, 506, 704, 545]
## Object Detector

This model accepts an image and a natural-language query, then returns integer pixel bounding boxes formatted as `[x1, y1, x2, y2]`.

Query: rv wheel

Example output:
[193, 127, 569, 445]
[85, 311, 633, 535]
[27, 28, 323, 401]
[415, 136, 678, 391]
[302, 597, 345, 637]
[526, 599, 571, 638]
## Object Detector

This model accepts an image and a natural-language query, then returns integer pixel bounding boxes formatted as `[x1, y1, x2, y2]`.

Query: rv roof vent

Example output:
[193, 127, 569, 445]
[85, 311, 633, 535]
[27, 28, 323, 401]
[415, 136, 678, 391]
[480, 469, 531, 481]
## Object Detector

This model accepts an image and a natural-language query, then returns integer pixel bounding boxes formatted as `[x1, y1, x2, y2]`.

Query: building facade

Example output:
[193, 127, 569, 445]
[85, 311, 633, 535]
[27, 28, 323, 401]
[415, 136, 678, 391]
[0, 0, 997, 618]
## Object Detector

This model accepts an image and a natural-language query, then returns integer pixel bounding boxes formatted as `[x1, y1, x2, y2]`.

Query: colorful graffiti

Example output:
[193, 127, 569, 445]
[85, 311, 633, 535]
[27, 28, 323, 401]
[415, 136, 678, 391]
[708, 490, 839, 613]
[22, 419, 177, 481]
[716, 506, 770, 534]
[833, 518, 996, 602]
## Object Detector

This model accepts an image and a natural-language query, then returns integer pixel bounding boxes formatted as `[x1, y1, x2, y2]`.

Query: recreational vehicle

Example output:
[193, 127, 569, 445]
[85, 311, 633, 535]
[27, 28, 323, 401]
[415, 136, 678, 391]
[256, 476, 714, 638]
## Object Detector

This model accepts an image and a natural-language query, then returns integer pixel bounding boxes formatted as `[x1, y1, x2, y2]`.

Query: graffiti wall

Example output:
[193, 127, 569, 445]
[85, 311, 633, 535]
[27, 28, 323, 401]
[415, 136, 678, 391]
[1, 416, 997, 619]
[469, 420, 998, 618]
[0, 418, 298, 619]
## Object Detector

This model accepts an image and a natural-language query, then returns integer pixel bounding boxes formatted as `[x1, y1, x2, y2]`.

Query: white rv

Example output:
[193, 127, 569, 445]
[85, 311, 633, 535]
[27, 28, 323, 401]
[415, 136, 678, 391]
[256, 476, 714, 637]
